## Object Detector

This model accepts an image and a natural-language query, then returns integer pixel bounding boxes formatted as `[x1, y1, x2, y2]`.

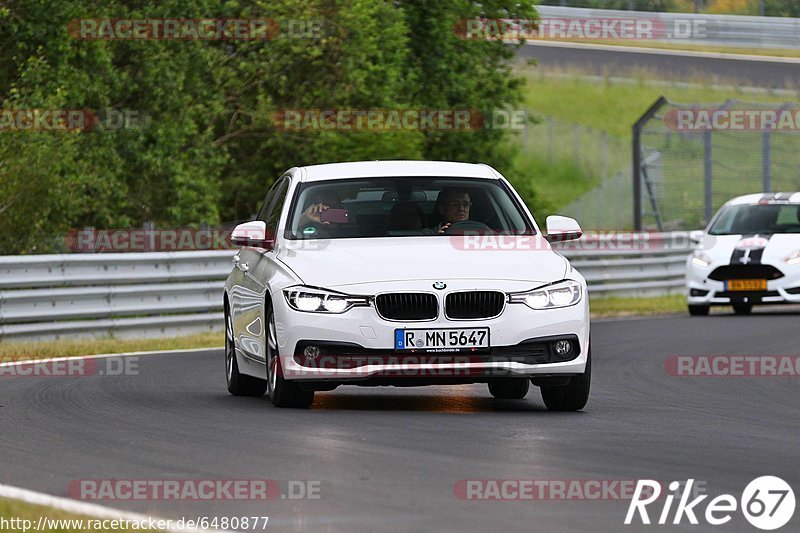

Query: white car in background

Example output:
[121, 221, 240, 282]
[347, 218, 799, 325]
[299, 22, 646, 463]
[223, 161, 590, 410]
[687, 192, 800, 315]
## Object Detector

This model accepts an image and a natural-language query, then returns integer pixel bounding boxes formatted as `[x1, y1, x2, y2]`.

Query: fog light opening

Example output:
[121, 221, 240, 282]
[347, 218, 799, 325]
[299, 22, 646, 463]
[303, 345, 322, 359]
[553, 340, 572, 356]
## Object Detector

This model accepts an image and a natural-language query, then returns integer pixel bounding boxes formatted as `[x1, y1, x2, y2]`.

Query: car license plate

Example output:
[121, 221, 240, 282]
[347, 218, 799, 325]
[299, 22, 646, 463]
[395, 327, 490, 351]
[726, 279, 767, 291]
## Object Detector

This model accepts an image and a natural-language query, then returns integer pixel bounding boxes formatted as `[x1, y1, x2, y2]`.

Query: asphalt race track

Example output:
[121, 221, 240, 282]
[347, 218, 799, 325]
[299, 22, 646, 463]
[2, 312, 799, 532]
[518, 42, 800, 88]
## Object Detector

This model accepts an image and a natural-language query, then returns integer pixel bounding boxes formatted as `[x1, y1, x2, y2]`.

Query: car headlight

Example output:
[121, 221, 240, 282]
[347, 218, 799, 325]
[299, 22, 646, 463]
[508, 280, 582, 310]
[691, 252, 712, 268]
[783, 250, 800, 265]
[284, 286, 370, 314]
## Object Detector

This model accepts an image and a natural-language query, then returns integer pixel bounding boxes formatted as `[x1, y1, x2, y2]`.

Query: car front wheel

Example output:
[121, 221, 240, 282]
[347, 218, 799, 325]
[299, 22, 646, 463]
[688, 304, 710, 316]
[225, 306, 267, 396]
[267, 307, 314, 408]
[540, 348, 591, 411]
[488, 378, 530, 399]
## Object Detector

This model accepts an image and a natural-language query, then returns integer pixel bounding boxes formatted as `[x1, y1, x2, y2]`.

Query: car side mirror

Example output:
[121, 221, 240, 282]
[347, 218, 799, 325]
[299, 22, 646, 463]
[689, 230, 704, 244]
[545, 216, 583, 243]
[231, 221, 274, 250]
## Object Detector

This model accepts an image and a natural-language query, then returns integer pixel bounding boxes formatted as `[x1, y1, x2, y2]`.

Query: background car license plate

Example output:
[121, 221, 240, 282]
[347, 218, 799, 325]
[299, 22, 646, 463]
[726, 279, 767, 291]
[395, 327, 490, 351]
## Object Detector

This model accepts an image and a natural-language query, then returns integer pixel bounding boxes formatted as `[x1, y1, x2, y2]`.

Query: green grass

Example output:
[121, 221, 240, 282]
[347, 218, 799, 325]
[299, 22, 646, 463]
[0, 331, 222, 362]
[590, 294, 686, 318]
[555, 39, 800, 59]
[512, 68, 800, 222]
[0, 499, 163, 532]
[517, 68, 795, 138]
[512, 154, 593, 214]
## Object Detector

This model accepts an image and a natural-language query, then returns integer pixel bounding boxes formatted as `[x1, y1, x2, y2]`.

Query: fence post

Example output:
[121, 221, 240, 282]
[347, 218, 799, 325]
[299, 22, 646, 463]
[573, 124, 580, 169]
[762, 129, 772, 193]
[601, 130, 608, 180]
[703, 130, 713, 223]
[632, 96, 667, 231]
[547, 116, 554, 164]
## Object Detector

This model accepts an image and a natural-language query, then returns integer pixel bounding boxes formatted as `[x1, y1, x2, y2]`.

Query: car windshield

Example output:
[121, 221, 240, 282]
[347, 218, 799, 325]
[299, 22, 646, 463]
[285, 177, 535, 239]
[708, 203, 800, 235]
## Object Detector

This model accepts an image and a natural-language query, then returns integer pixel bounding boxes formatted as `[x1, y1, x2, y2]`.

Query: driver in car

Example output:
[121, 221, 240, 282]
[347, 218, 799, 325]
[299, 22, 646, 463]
[435, 188, 472, 234]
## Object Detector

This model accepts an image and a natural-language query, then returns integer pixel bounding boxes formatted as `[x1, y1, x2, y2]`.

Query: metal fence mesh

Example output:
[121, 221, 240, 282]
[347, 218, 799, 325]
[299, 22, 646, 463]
[520, 115, 632, 229]
[637, 99, 800, 230]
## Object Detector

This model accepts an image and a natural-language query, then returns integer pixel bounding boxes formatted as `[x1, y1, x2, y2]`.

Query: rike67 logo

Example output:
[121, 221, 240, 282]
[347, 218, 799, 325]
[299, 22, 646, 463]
[626, 477, 795, 530]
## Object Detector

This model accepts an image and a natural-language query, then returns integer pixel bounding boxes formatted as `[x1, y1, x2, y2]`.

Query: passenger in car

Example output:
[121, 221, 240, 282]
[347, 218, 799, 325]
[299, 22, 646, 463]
[298, 190, 342, 227]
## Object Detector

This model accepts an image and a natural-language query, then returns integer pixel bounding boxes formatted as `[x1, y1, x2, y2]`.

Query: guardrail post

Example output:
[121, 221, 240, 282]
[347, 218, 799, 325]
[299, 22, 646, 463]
[144, 221, 155, 252]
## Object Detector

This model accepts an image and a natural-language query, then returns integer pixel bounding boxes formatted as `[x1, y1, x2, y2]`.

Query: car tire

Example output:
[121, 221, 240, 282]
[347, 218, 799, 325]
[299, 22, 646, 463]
[540, 348, 591, 412]
[488, 378, 530, 399]
[266, 307, 314, 408]
[733, 303, 753, 315]
[688, 305, 710, 316]
[225, 306, 268, 397]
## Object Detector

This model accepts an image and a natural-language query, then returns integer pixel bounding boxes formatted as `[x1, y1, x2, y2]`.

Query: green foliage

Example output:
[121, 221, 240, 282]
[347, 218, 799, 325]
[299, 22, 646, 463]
[0, 0, 540, 254]
[764, 0, 800, 17]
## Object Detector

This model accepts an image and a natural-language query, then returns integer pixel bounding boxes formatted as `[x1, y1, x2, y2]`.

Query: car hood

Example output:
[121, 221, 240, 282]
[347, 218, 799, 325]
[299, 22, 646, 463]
[704, 233, 800, 264]
[277, 236, 568, 288]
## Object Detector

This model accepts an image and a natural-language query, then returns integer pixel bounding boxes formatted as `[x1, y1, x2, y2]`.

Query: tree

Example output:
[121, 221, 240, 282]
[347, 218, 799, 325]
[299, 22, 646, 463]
[0, 0, 541, 254]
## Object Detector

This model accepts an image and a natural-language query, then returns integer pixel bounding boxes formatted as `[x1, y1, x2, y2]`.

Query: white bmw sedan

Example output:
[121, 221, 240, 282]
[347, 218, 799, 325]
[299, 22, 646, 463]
[687, 192, 800, 316]
[224, 161, 590, 410]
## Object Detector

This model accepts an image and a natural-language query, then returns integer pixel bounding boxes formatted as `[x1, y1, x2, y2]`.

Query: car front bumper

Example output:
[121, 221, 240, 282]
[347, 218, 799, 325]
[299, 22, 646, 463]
[686, 260, 800, 306]
[273, 281, 590, 381]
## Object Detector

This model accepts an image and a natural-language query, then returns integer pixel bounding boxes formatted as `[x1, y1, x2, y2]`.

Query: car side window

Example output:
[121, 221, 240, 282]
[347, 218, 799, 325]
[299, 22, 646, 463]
[256, 178, 284, 222]
[265, 178, 290, 237]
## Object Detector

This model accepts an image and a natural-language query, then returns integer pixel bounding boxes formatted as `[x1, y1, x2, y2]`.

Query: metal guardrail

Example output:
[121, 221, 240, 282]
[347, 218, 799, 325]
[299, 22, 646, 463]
[0, 252, 233, 341]
[0, 236, 692, 341]
[537, 6, 800, 50]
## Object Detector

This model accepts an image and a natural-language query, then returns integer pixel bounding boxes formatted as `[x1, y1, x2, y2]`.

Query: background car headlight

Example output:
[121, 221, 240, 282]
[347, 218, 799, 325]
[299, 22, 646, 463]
[783, 250, 800, 265]
[691, 252, 712, 268]
[509, 280, 582, 310]
[284, 286, 370, 313]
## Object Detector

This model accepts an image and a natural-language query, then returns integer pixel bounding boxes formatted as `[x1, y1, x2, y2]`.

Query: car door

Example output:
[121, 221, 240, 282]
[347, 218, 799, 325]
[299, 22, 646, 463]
[231, 176, 288, 363]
